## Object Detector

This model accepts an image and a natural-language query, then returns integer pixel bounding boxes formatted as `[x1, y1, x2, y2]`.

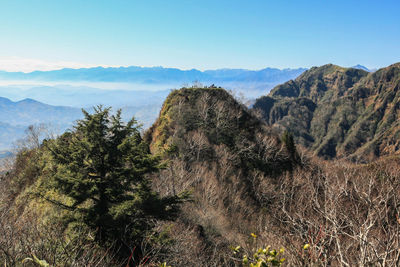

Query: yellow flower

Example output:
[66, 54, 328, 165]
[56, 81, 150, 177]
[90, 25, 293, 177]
[231, 245, 241, 254]
[251, 233, 257, 238]
[303, 244, 310, 250]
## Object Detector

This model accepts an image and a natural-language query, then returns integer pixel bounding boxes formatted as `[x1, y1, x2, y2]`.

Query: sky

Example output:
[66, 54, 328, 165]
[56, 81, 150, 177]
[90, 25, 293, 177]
[0, 0, 399, 72]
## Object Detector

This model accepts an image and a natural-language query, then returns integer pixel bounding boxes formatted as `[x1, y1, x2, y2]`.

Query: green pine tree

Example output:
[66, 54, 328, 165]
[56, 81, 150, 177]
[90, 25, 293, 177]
[44, 106, 184, 257]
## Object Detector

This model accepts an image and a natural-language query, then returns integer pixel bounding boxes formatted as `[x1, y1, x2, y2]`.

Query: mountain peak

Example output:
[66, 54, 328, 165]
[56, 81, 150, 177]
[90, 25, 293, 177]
[144, 86, 297, 259]
[269, 64, 368, 100]
[16, 98, 41, 104]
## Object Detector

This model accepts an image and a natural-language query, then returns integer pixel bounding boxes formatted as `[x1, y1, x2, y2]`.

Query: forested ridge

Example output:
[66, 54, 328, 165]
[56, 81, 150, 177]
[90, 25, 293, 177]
[254, 63, 400, 161]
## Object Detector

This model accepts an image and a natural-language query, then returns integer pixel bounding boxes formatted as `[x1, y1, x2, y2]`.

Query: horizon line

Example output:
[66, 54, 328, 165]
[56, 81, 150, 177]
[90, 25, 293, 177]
[0, 57, 384, 74]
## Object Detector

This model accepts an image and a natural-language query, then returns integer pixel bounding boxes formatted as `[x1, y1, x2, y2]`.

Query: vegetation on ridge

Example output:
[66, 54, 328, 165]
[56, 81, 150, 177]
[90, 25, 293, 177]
[254, 63, 400, 161]
[1, 84, 400, 266]
[0, 107, 186, 266]
[144, 86, 298, 265]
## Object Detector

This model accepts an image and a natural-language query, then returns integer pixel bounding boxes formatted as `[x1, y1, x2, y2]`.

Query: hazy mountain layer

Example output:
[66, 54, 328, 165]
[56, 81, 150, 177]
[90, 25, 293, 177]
[0, 97, 82, 126]
[0, 85, 171, 108]
[0, 97, 81, 149]
[0, 95, 165, 150]
[0, 66, 306, 84]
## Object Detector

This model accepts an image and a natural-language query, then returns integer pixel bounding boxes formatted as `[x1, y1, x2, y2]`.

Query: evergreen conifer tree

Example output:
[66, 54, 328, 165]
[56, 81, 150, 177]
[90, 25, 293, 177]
[45, 106, 183, 257]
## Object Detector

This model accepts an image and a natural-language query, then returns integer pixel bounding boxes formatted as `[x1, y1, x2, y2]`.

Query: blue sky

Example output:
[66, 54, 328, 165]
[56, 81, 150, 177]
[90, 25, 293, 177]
[0, 0, 399, 71]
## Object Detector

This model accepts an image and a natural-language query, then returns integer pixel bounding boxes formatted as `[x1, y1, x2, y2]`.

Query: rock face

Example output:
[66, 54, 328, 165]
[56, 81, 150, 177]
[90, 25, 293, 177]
[253, 63, 400, 161]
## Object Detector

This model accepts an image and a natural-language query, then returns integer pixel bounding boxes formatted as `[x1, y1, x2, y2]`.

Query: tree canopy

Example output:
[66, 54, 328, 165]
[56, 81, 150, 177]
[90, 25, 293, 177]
[44, 106, 183, 256]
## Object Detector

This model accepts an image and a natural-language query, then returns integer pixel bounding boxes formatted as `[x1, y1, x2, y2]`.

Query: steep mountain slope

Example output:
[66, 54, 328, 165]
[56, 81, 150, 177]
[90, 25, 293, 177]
[253, 63, 400, 161]
[144, 87, 297, 265]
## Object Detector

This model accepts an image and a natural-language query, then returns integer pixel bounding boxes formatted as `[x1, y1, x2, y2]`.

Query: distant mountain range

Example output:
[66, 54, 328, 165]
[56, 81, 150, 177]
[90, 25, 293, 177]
[253, 62, 400, 161]
[0, 66, 307, 84]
